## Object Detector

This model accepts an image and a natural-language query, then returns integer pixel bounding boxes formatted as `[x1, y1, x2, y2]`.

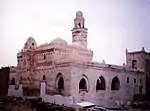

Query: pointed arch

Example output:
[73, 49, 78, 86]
[96, 76, 106, 90]
[43, 75, 46, 80]
[56, 73, 65, 93]
[79, 78, 87, 90]
[111, 76, 120, 90]
[58, 77, 64, 90]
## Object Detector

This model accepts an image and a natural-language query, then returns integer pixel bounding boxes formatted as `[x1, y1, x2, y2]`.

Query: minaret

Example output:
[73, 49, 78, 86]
[71, 11, 88, 48]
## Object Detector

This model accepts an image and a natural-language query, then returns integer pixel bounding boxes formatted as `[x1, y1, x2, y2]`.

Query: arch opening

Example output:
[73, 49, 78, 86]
[79, 78, 87, 90]
[58, 77, 64, 90]
[96, 76, 106, 90]
[111, 77, 120, 90]
[132, 60, 137, 69]
[43, 75, 46, 80]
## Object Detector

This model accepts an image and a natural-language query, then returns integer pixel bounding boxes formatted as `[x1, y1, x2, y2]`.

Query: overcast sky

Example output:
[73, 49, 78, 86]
[0, 0, 150, 67]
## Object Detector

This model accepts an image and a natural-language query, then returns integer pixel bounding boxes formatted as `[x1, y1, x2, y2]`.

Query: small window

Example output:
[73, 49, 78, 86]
[44, 55, 46, 59]
[140, 79, 142, 83]
[127, 77, 129, 83]
[43, 75, 46, 80]
[134, 78, 136, 83]
[32, 43, 34, 46]
[78, 23, 81, 28]
[132, 60, 137, 69]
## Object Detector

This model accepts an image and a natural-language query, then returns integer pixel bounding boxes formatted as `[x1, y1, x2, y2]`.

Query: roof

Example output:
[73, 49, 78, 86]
[51, 37, 68, 46]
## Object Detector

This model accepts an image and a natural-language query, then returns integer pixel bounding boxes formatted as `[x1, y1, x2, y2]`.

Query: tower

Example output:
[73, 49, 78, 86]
[71, 11, 88, 48]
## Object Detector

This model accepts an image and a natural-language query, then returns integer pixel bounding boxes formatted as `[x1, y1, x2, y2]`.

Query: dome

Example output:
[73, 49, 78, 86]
[76, 11, 83, 17]
[51, 37, 68, 46]
[26, 36, 36, 45]
[23, 36, 37, 50]
[27, 36, 35, 41]
[70, 42, 85, 49]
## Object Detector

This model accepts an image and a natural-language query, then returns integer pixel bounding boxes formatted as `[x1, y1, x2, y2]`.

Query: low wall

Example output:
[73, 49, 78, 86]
[40, 82, 74, 106]
[7, 82, 75, 107]
[8, 84, 23, 97]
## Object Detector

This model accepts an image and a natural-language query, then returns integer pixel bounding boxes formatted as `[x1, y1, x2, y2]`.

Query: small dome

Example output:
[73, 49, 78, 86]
[70, 42, 85, 49]
[26, 36, 36, 44]
[27, 36, 35, 41]
[23, 36, 37, 50]
[76, 11, 83, 17]
[51, 37, 68, 46]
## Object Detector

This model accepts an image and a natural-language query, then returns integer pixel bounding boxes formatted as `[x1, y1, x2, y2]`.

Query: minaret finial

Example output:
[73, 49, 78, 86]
[141, 47, 145, 52]
[126, 49, 128, 53]
[76, 11, 83, 18]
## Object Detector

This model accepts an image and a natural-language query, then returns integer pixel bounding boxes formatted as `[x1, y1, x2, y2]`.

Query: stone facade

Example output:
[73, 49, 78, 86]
[8, 11, 147, 107]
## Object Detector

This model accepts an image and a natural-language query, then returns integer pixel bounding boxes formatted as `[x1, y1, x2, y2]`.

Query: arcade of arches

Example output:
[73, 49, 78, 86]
[10, 74, 120, 94]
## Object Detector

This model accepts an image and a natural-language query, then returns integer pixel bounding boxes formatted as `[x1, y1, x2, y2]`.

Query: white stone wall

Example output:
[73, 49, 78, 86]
[70, 65, 146, 107]
[8, 84, 23, 97]
[40, 82, 74, 106]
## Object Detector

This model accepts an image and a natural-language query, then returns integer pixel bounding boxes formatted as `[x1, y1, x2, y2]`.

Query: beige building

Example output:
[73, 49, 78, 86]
[9, 11, 147, 107]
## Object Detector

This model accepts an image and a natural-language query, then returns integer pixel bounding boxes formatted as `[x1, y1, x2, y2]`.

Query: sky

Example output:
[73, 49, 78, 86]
[0, 0, 150, 67]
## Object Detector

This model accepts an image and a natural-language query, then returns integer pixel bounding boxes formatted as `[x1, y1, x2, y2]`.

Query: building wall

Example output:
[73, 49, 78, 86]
[126, 49, 150, 99]
[70, 64, 145, 107]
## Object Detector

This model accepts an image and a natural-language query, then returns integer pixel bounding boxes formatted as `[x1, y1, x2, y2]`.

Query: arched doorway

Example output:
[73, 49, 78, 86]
[111, 76, 120, 90]
[56, 73, 64, 94]
[96, 76, 106, 90]
[58, 77, 64, 90]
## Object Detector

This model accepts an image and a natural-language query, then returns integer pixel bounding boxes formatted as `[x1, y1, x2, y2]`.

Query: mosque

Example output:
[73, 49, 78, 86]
[8, 11, 148, 107]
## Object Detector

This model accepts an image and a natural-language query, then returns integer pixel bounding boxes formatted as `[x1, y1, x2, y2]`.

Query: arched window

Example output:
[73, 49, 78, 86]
[11, 78, 15, 85]
[78, 23, 81, 28]
[43, 75, 46, 80]
[79, 78, 87, 90]
[132, 60, 137, 69]
[111, 76, 120, 90]
[58, 77, 64, 90]
[44, 55, 46, 59]
[96, 76, 106, 90]
[127, 77, 129, 83]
